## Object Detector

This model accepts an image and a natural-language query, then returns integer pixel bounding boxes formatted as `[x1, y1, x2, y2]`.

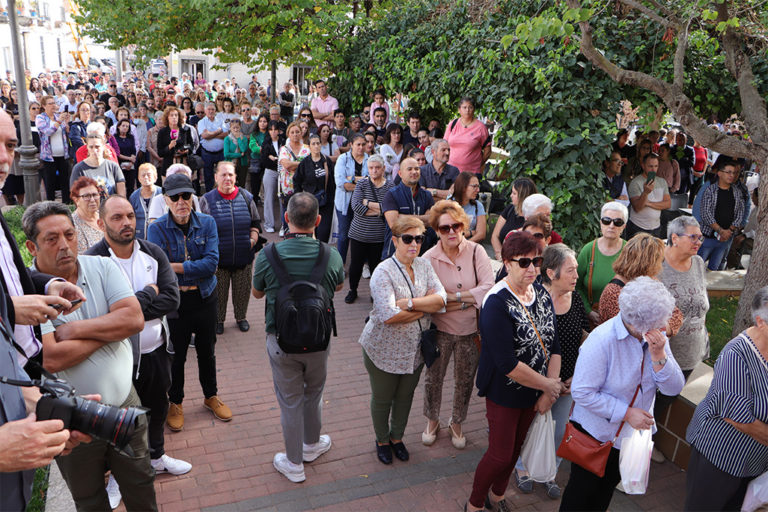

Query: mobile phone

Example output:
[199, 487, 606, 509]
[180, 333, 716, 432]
[52, 298, 83, 310]
[645, 171, 656, 185]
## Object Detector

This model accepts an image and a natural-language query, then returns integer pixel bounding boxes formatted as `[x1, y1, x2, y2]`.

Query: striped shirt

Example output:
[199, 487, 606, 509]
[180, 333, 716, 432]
[687, 332, 768, 477]
[348, 177, 393, 244]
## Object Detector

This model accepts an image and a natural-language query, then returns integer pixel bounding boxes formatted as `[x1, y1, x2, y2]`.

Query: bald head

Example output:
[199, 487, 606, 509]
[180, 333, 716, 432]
[398, 157, 421, 187]
[0, 110, 16, 186]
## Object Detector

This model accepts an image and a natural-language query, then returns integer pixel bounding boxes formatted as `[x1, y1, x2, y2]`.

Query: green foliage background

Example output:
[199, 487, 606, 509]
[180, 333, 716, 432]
[329, 0, 623, 248]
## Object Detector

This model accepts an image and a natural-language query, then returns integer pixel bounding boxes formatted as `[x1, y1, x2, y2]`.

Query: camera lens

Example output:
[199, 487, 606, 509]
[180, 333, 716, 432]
[70, 397, 146, 452]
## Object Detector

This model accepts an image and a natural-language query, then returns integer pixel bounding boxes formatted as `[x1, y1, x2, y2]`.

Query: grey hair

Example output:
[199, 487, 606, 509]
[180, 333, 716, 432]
[667, 216, 701, 245]
[521, 193, 553, 218]
[166, 163, 192, 178]
[619, 276, 676, 334]
[368, 154, 385, 168]
[430, 138, 448, 154]
[601, 201, 629, 222]
[22, 201, 74, 246]
[85, 121, 106, 139]
[751, 286, 768, 324]
[541, 243, 576, 285]
[286, 192, 319, 230]
[204, 102, 216, 110]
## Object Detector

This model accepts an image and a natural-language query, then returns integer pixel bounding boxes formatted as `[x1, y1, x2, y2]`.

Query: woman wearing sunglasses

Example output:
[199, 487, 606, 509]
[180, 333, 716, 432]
[359, 216, 446, 465]
[575, 201, 628, 327]
[422, 200, 493, 449]
[466, 231, 561, 512]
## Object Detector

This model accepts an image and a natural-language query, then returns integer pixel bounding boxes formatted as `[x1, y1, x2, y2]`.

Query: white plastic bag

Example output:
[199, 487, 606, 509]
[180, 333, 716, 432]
[742, 469, 768, 512]
[520, 410, 557, 483]
[329, 208, 339, 246]
[619, 427, 654, 494]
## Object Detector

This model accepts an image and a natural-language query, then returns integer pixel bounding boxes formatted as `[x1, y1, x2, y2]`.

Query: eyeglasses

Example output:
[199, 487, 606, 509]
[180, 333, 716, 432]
[437, 223, 463, 234]
[719, 169, 738, 175]
[680, 233, 704, 243]
[468, 183, 480, 188]
[77, 193, 100, 201]
[397, 234, 425, 245]
[169, 192, 193, 202]
[109, 85, 116, 88]
[601, 217, 626, 227]
[510, 256, 543, 268]
[195, 111, 204, 115]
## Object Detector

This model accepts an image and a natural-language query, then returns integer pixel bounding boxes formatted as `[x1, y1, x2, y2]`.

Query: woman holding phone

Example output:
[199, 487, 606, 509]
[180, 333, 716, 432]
[158, 106, 194, 175]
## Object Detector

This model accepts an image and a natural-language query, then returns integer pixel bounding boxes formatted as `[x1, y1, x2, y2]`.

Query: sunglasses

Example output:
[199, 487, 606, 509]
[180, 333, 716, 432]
[601, 217, 626, 227]
[300, 114, 311, 118]
[397, 234, 425, 245]
[195, 111, 204, 115]
[510, 256, 544, 268]
[437, 223, 462, 234]
[169, 192, 193, 202]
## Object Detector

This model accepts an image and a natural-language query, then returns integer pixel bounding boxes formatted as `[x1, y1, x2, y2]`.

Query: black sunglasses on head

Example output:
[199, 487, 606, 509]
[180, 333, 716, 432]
[600, 217, 625, 227]
[169, 192, 192, 202]
[510, 256, 543, 268]
[397, 234, 425, 245]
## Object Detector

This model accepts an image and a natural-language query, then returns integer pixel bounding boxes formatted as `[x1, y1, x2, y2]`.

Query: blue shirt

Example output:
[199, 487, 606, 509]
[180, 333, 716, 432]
[196, 116, 228, 152]
[462, 200, 486, 232]
[570, 314, 685, 448]
[334, 152, 368, 214]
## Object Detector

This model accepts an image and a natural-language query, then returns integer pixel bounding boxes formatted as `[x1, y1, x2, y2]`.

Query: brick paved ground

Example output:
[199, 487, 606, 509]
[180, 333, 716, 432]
[139, 232, 688, 512]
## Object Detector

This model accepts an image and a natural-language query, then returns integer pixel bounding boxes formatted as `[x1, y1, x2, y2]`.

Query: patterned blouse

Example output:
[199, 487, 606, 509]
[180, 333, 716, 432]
[72, 211, 103, 254]
[277, 143, 309, 197]
[358, 256, 447, 374]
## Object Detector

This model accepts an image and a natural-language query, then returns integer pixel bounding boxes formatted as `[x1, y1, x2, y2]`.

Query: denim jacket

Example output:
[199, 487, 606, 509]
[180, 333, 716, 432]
[334, 151, 368, 214]
[146, 210, 219, 298]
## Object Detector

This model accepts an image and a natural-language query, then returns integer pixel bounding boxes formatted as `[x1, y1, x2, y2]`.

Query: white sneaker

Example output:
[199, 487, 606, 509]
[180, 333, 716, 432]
[362, 264, 371, 279]
[279, 227, 286, 238]
[265, 227, 275, 233]
[273, 452, 305, 482]
[651, 446, 665, 463]
[106, 473, 121, 510]
[151, 454, 192, 475]
[303, 434, 332, 462]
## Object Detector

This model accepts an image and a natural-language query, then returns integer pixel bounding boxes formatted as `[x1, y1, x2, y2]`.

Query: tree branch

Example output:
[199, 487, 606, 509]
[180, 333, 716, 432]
[566, 0, 761, 162]
[673, 18, 690, 89]
[643, 0, 679, 22]
[618, 0, 679, 29]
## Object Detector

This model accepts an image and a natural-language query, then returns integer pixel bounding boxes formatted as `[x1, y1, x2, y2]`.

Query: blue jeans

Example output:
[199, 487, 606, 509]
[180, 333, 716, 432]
[201, 148, 223, 193]
[698, 236, 730, 270]
[515, 392, 574, 474]
[336, 208, 352, 264]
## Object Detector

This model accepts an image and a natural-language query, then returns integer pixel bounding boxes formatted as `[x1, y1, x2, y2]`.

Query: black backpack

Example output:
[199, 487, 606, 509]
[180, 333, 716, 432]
[264, 241, 336, 353]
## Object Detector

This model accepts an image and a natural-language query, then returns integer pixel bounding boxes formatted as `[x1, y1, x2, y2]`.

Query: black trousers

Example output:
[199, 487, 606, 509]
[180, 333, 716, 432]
[348, 239, 384, 293]
[168, 290, 218, 404]
[41, 157, 70, 203]
[685, 447, 753, 511]
[249, 160, 263, 202]
[133, 344, 172, 459]
[560, 426, 621, 512]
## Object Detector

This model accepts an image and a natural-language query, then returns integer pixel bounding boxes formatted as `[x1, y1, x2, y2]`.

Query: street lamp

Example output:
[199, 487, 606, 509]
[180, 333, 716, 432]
[7, 0, 41, 205]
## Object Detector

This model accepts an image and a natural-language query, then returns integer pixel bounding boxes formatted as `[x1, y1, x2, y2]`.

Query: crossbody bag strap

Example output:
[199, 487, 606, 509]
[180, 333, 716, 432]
[613, 353, 646, 441]
[507, 287, 548, 362]
[587, 239, 597, 305]
[391, 256, 423, 332]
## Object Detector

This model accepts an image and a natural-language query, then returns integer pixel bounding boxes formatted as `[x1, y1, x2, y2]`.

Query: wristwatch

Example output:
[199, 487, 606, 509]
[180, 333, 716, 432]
[461, 302, 468, 310]
[456, 291, 462, 302]
[652, 357, 668, 366]
[407, 298, 414, 311]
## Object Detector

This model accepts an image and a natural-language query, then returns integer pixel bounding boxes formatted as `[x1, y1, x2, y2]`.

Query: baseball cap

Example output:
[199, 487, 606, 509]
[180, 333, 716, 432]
[163, 174, 195, 196]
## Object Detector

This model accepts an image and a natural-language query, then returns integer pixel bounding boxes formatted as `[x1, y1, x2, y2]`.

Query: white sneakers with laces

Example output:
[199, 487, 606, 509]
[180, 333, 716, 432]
[303, 434, 332, 462]
[273, 453, 306, 483]
[151, 453, 193, 475]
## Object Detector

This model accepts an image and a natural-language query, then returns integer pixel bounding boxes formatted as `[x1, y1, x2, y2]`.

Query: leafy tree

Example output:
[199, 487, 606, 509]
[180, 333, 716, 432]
[330, 0, 629, 247]
[72, 0, 387, 75]
[514, 0, 768, 333]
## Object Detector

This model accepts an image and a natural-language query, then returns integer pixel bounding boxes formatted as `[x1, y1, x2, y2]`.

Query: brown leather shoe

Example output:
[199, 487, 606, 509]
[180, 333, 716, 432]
[204, 396, 232, 421]
[167, 402, 184, 431]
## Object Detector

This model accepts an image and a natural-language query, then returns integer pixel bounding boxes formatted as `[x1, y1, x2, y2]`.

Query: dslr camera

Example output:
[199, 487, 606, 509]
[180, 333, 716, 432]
[35, 375, 147, 454]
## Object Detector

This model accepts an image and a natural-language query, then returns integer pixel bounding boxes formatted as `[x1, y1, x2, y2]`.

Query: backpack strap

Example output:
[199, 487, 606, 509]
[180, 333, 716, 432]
[264, 243, 294, 286]
[308, 242, 331, 284]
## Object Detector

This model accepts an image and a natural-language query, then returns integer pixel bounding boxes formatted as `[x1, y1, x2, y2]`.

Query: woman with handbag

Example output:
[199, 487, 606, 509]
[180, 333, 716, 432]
[277, 122, 310, 237]
[358, 216, 446, 466]
[559, 277, 685, 511]
[684, 286, 768, 511]
[575, 201, 627, 326]
[345, 155, 393, 304]
[466, 231, 561, 512]
[157, 106, 193, 175]
[422, 200, 494, 449]
[294, 134, 335, 242]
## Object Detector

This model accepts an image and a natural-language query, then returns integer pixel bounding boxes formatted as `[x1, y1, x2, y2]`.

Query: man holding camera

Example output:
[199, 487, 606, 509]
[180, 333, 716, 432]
[23, 201, 157, 511]
[0, 110, 92, 511]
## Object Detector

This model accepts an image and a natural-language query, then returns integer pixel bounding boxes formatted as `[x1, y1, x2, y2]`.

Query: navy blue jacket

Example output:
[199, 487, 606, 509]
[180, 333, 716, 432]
[200, 188, 261, 268]
[381, 182, 435, 258]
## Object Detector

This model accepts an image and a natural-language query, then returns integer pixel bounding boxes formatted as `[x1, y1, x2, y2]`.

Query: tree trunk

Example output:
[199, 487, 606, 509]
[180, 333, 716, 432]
[733, 156, 768, 334]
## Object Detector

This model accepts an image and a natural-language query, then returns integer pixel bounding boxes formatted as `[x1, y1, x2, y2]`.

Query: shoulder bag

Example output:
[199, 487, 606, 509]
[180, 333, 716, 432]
[392, 257, 440, 368]
[556, 355, 644, 477]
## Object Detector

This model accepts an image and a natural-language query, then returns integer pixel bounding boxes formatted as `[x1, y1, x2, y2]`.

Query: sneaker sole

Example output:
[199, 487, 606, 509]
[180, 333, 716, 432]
[303, 438, 332, 462]
[204, 403, 232, 421]
[153, 466, 192, 476]
[273, 460, 306, 482]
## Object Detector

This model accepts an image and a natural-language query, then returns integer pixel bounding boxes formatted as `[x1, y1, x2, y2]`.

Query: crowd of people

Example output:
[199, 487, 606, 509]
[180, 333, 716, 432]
[0, 66, 766, 512]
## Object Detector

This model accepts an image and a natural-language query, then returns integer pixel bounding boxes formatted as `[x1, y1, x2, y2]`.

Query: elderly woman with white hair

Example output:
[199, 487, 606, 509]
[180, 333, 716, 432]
[559, 276, 685, 511]
[147, 163, 201, 223]
[520, 193, 563, 244]
[684, 286, 768, 511]
[576, 201, 628, 326]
